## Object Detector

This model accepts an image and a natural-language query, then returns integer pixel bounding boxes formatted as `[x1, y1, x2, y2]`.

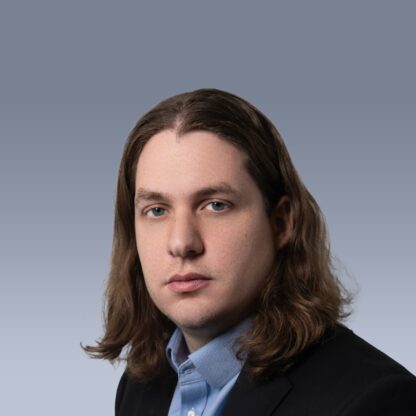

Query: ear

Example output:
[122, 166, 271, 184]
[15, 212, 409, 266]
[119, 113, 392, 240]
[271, 195, 294, 249]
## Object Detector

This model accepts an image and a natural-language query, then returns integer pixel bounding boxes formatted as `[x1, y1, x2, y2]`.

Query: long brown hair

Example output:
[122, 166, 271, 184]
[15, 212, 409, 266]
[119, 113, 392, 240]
[82, 88, 351, 381]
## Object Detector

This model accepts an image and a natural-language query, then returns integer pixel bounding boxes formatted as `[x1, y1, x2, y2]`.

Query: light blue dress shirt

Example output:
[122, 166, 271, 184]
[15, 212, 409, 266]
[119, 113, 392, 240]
[166, 320, 250, 416]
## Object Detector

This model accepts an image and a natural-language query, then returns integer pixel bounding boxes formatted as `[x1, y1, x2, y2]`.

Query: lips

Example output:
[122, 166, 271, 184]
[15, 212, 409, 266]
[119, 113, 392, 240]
[167, 272, 211, 293]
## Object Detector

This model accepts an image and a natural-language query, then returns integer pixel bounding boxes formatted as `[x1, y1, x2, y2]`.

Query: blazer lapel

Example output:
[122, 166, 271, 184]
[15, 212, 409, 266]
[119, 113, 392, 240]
[133, 366, 177, 416]
[221, 370, 292, 416]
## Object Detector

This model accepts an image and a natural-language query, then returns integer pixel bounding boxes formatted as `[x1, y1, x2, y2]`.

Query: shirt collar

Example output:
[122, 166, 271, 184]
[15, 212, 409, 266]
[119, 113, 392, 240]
[166, 319, 250, 389]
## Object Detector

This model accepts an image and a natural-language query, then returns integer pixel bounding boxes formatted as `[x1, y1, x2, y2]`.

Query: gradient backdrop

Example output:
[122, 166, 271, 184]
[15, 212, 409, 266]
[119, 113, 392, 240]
[1, 1, 415, 415]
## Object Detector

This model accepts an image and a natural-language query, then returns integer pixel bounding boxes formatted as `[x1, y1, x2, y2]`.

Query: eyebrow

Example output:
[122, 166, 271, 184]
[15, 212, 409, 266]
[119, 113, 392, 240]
[134, 182, 241, 207]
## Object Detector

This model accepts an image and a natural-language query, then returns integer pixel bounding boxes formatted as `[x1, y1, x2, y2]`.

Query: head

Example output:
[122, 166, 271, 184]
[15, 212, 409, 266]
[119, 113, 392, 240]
[134, 128, 293, 352]
[83, 88, 351, 380]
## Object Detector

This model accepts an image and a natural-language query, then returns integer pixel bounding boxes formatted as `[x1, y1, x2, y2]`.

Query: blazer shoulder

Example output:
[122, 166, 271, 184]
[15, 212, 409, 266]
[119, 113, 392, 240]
[115, 367, 177, 416]
[337, 373, 416, 415]
[315, 324, 414, 379]
[115, 371, 129, 415]
[277, 324, 416, 414]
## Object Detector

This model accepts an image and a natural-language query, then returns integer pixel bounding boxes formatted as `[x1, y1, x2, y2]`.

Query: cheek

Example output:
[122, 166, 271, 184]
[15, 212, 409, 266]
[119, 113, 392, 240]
[211, 218, 275, 284]
[136, 223, 162, 258]
[135, 234, 161, 284]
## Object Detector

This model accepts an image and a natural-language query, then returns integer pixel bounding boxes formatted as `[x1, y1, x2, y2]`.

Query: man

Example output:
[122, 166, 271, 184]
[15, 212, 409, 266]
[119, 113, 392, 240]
[83, 88, 416, 415]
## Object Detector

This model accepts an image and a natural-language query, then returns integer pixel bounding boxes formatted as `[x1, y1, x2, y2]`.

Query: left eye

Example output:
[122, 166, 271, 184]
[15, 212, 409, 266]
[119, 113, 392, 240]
[206, 201, 228, 212]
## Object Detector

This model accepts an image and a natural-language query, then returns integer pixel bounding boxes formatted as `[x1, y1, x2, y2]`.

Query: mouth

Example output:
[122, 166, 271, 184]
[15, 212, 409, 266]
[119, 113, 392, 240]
[167, 272, 211, 293]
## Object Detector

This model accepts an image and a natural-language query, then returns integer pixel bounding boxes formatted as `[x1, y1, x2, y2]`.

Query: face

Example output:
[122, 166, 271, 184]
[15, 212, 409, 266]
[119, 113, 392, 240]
[134, 130, 278, 350]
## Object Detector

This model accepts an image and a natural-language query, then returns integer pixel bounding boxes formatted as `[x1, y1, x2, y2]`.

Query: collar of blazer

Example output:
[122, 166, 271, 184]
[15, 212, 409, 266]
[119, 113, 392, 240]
[221, 369, 292, 416]
[131, 364, 292, 416]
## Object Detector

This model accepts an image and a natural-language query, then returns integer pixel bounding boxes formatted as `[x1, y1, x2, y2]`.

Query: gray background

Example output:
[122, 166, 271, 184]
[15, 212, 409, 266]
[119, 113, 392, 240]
[1, 1, 415, 415]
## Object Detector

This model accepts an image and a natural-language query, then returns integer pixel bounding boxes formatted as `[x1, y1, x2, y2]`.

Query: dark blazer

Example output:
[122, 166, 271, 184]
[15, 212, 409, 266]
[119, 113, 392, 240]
[115, 325, 416, 415]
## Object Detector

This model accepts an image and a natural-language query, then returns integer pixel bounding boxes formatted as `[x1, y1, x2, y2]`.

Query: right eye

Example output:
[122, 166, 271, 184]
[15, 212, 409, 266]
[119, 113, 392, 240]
[144, 207, 166, 218]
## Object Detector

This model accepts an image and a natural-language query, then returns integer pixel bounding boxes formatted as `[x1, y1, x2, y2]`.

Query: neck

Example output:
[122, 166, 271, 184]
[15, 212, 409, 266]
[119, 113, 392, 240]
[180, 318, 251, 353]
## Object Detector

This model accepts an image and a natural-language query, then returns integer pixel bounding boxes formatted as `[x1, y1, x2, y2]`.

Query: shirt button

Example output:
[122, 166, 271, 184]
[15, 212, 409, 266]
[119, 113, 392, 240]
[187, 409, 197, 416]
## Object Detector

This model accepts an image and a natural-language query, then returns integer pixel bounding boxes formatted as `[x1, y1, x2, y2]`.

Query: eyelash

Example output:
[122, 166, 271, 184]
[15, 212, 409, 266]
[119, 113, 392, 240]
[142, 201, 231, 218]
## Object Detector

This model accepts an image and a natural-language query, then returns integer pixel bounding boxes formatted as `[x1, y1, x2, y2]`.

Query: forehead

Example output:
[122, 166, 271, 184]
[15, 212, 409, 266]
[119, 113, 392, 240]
[135, 130, 254, 195]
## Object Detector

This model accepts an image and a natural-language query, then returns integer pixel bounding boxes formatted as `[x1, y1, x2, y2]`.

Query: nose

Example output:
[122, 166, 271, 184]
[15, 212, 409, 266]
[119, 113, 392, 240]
[167, 211, 204, 258]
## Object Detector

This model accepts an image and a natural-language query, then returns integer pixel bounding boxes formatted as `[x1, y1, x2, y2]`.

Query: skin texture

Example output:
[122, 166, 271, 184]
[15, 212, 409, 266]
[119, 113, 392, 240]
[134, 130, 292, 352]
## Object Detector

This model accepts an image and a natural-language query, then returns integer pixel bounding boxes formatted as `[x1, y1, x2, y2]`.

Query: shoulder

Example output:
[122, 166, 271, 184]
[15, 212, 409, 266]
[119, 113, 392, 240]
[115, 366, 177, 416]
[294, 324, 414, 381]
[115, 371, 129, 414]
[281, 324, 416, 414]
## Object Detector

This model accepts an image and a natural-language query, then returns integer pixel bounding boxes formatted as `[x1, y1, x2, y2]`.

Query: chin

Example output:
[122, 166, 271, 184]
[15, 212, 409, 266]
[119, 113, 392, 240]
[173, 310, 236, 337]
[174, 315, 216, 332]
[170, 307, 213, 325]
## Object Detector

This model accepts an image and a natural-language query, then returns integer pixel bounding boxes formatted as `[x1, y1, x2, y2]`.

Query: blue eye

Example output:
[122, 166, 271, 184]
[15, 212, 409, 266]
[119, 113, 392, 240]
[206, 201, 228, 212]
[145, 207, 166, 217]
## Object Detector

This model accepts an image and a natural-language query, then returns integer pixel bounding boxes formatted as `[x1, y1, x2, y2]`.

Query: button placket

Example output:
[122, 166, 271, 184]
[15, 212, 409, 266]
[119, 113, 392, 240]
[178, 364, 207, 416]
[187, 408, 197, 416]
